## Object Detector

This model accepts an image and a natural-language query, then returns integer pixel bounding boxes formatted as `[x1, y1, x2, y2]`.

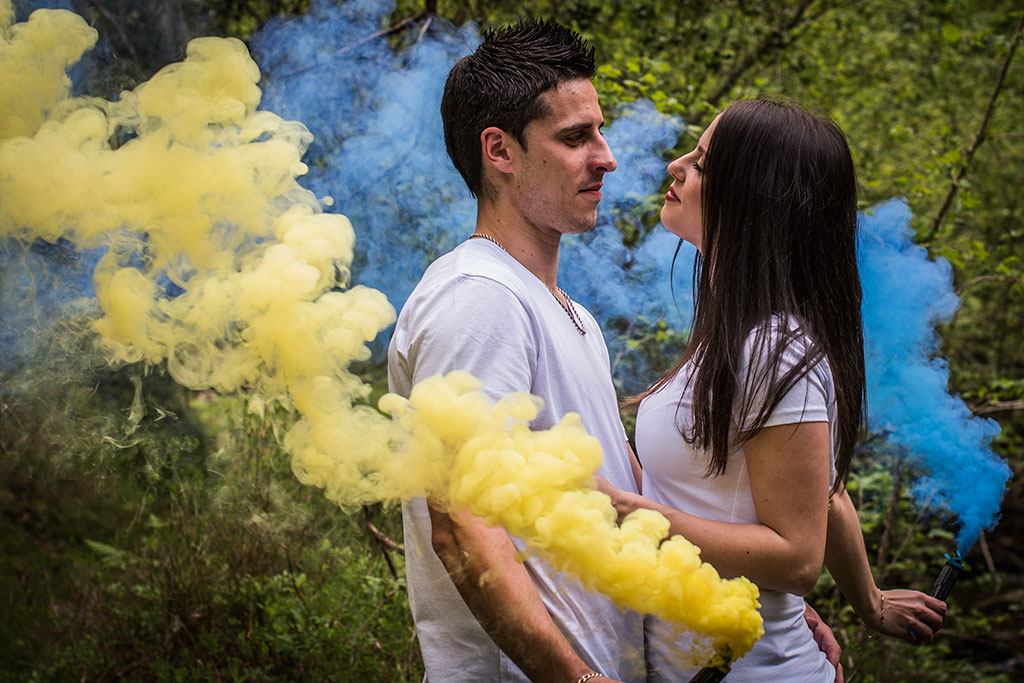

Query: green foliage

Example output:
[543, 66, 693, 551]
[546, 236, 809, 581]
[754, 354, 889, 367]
[0, 369, 419, 682]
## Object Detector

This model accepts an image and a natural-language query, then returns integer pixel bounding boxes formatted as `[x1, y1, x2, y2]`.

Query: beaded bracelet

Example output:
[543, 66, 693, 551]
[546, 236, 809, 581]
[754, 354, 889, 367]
[879, 592, 886, 625]
[577, 673, 606, 683]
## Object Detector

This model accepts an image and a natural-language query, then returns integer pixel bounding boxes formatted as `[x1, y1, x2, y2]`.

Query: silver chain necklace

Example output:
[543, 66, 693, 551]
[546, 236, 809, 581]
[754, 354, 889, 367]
[469, 232, 587, 336]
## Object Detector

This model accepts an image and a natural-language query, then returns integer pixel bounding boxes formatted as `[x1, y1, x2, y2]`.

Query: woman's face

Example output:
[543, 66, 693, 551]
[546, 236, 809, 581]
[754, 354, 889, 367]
[661, 115, 719, 252]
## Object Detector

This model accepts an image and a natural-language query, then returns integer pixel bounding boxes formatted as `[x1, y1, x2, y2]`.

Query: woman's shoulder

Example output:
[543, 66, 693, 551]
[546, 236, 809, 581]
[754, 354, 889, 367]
[742, 314, 817, 362]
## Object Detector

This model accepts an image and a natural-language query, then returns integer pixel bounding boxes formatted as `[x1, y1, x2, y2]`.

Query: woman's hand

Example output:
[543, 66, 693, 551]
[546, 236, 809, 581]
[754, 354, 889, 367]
[863, 588, 947, 644]
[593, 473, 633, 525]
[598, 422, 831, 594]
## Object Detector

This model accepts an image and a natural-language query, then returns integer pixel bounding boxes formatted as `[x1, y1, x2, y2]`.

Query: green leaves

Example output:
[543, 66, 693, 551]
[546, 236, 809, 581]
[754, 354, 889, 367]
[942, 24, 964, 44]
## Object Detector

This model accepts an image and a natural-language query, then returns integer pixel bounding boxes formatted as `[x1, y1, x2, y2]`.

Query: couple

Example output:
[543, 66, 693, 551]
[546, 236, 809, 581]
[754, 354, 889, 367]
[387, 20, 946, 683]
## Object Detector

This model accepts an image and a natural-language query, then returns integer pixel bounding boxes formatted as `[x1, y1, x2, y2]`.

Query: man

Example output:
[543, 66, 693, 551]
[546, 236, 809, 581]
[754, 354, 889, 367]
[387, 20, 643, 683]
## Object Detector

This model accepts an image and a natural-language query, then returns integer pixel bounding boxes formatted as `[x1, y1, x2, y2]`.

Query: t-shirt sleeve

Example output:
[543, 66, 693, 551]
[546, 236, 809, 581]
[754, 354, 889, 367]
[736, 323, 831, 431]
[402, 275, 536, 402]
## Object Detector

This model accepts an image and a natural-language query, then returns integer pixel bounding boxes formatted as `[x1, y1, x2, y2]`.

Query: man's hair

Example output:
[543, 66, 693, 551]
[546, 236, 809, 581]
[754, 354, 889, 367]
[440, 20, 596, 199]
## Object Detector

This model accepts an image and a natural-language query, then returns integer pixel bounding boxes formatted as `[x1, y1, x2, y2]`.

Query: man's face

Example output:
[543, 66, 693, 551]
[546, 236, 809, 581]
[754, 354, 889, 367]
[511, 78, 617, 236]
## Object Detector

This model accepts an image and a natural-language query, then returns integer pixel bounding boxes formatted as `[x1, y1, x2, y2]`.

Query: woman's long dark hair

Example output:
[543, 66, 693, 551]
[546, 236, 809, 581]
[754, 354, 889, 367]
[647, 99, 865, 493]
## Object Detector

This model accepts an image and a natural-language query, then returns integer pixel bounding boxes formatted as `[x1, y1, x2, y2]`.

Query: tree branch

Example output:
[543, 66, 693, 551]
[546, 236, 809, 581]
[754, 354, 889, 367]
[925, 11, 1024, 241]
[954, 273, 1016, 294]
[274, 9, 430, 79]
[874, 464, 904, 584]
[366, 519, 405, 554]
[973, 399, 1024, 415]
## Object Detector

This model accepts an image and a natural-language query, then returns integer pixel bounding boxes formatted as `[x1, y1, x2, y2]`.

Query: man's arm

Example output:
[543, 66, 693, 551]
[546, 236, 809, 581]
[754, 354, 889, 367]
[825, 487, 947, 643]
[429, 504, 620, 682]
[407, 276, 620, 681]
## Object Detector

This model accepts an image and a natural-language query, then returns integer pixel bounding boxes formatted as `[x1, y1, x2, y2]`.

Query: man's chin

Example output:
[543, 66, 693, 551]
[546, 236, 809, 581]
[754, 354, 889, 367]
[560, 213, 600, 236]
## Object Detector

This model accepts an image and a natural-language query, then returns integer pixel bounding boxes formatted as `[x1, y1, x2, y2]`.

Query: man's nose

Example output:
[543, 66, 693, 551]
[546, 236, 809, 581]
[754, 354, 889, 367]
[594, 136, 617, 173]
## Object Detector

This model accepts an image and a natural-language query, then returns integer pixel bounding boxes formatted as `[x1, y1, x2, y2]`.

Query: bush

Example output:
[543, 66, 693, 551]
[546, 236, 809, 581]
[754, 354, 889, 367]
[0, 368, 421, 682]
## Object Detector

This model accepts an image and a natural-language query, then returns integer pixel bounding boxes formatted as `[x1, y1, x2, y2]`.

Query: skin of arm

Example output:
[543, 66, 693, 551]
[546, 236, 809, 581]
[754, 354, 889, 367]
[600, 420, 832, 595]
[824, 487, 947, 643]
[428, 504, 623, 683]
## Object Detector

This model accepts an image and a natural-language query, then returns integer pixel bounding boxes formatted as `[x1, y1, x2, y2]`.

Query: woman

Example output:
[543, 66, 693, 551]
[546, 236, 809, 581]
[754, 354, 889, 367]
[599, 99, 946, 680]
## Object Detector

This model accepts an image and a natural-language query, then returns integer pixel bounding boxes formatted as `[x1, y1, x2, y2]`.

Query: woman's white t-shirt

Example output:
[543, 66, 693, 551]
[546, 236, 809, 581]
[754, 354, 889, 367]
[637, 319, 838, 682]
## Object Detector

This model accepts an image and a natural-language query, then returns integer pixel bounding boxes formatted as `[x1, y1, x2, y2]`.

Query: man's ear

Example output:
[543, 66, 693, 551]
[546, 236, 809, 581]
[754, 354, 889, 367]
[480, 126, 517, 175]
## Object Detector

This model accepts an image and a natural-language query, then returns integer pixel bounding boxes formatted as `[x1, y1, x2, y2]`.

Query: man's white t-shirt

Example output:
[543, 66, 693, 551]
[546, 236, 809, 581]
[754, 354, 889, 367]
[638, 318, 838, 682]
[388, 239, 645, 682]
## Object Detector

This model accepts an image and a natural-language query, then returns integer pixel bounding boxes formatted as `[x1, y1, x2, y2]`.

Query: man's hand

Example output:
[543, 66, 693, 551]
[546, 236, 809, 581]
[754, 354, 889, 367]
[803, 602, 844, 683]
[429, 504, 604, 682]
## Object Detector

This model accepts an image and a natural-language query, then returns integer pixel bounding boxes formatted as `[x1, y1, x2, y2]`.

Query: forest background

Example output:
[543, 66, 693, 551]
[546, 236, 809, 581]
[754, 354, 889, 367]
[1, 0, 1021, 681]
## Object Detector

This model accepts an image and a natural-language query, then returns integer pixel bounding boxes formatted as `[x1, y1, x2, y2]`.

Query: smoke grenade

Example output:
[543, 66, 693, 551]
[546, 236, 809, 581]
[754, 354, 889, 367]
[689, 663, 730, 682]
[910, 551, 964, 642]
[928, 551, 965, 601]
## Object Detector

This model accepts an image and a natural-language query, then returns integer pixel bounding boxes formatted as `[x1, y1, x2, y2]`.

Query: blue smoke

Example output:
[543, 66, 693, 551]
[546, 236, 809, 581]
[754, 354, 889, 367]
[251, 0, 691, 379]
[251, 0, 478, 316]
[0, 238, 102, 379]
[858, 199, 1009, 549]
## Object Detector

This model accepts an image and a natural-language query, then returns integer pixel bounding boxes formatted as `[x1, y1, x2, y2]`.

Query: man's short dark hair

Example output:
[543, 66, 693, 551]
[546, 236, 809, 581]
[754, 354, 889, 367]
[440, 20, 596, 199]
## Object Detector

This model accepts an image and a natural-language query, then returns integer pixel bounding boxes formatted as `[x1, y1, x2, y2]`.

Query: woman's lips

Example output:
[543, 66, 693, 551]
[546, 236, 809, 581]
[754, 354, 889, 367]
[665, 187, 680, 202]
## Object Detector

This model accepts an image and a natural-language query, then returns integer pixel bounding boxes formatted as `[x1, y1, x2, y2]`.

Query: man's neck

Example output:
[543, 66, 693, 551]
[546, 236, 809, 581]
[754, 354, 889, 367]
[474, 200, 560, 289]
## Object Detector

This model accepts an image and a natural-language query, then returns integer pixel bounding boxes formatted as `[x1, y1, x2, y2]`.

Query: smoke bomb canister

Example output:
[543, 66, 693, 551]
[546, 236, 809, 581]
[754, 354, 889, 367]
[689, 665, 730, 682]
[911, 550, 963, 642]
[929, 551, 964, 601]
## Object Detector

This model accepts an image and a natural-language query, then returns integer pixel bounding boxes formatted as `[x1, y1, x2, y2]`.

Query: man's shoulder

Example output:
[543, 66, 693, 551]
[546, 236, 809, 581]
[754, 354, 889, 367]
[389, 241, 541, 398]
[407, 242, 531, 307]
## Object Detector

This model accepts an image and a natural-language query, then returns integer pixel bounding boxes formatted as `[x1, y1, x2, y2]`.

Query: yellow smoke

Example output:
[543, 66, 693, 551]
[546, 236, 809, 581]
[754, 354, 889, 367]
[0, 1, 762, 665]
[380, 373, 763, 664]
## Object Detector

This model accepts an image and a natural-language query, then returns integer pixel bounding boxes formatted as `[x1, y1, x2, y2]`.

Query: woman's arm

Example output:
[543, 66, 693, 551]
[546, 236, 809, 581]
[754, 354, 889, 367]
[824, 487, 947, 643]
[600, 420, 831, 595]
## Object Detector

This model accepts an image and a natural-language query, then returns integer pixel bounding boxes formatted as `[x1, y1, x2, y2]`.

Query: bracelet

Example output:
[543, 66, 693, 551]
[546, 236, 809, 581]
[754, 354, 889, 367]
[879, 592, 886, 625]
[577, 674, 606, 683]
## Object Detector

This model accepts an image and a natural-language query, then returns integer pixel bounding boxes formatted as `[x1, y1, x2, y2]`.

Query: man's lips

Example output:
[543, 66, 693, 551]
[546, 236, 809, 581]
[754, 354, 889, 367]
[580, 183, 603, 199]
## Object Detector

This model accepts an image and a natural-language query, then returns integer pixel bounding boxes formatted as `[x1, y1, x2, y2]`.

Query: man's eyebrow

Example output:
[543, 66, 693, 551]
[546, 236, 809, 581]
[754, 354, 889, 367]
[558, 120, 604, 135]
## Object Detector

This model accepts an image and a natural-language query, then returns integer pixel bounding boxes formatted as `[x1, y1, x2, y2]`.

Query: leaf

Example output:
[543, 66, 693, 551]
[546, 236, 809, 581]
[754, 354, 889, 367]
[938, 149, 962, 165]
[85, 539, 132, 569]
